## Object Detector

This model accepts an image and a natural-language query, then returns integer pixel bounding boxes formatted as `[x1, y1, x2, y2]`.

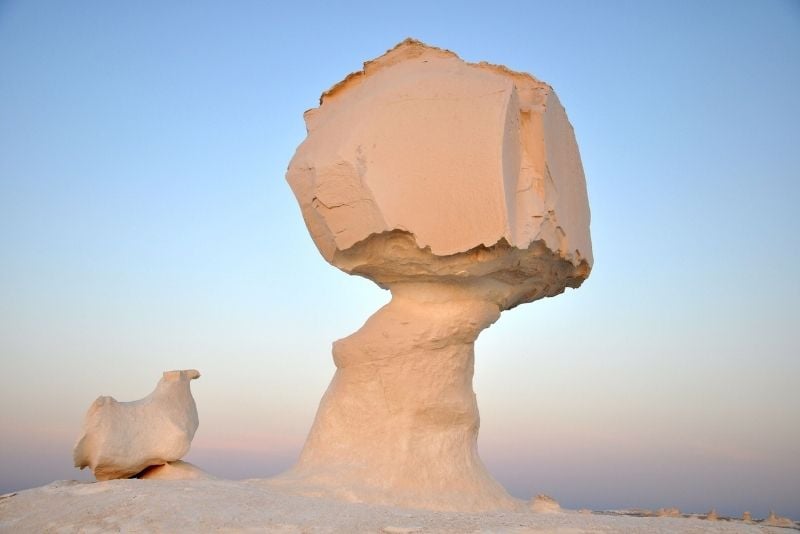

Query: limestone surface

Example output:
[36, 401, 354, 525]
[283, 38, 592, 511]
[73, 369, 201, 481]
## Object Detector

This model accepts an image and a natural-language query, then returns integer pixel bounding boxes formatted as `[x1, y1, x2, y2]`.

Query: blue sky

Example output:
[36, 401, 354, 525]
[1, 0, 798, 519]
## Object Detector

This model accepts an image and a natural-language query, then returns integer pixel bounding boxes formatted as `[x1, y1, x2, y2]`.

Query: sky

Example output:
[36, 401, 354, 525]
[1, 0, 799, 520]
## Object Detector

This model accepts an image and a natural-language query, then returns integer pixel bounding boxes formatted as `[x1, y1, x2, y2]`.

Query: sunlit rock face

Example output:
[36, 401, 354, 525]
[283, 38, 592, 511]
[73, 370, 200, 481]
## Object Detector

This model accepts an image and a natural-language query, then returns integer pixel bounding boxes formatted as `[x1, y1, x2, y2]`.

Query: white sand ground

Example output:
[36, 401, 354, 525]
[1, 479, 797, 533]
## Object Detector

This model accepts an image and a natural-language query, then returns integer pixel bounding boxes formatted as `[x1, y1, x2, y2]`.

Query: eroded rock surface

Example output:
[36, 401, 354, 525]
[73, 369, 200, 481]
[282, 38, 592, 511]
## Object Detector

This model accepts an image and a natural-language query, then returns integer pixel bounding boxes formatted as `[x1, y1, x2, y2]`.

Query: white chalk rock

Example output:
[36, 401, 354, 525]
[530, 494, 562, 513]
[288, 38, 592, 283]
[73, 370, 200, 481]
[766, 511, 794, 527]
[282, 38, 592, 512]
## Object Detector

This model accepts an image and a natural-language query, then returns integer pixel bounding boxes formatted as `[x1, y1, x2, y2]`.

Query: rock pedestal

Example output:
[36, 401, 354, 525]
[283, 39, 592, 511]
[288, 281, 507, 509]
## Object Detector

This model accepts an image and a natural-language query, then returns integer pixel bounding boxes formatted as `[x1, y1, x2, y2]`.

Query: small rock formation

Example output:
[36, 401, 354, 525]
[283, 38, 592, 511]
[73, 369, 201, 481]
[766, 510, 794, 527]
[705, 509, 718, 521]
[530, 494, 562, 513]
[742, 511, 752, 522]
[138, 460, 214, 480]
[656, 507, 681, 517]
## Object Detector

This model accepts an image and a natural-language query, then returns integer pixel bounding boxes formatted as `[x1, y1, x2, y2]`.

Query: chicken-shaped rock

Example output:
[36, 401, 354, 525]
[73, 369, 200, 481]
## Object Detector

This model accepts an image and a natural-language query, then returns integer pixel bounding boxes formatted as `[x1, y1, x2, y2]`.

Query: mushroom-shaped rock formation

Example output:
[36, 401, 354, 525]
[283, 39, 592, 511]
[73, 369, 201, 481]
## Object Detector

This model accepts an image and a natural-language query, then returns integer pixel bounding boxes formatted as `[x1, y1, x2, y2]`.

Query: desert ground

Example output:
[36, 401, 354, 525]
[1, 478, 796, 533]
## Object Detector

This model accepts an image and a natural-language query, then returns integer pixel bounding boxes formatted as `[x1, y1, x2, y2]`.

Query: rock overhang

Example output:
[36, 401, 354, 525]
[332, 230, 589, 311]
[287, 38, 593, 298]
